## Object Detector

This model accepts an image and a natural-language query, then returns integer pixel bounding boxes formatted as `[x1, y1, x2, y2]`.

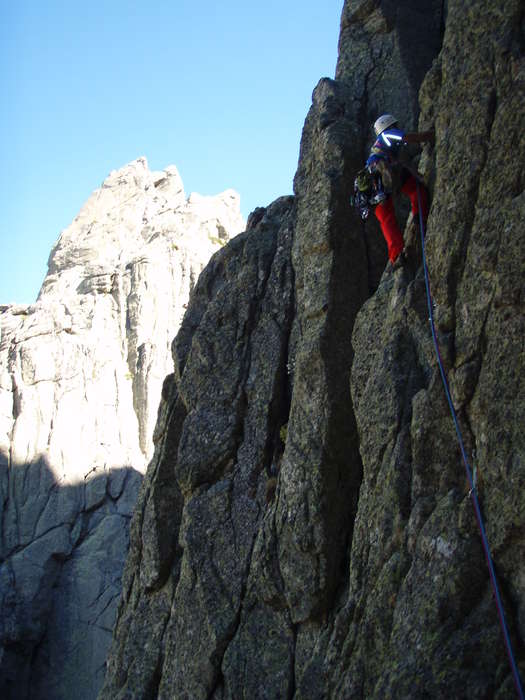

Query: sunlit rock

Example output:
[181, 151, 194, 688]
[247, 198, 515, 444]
[0, 157, 244, 700]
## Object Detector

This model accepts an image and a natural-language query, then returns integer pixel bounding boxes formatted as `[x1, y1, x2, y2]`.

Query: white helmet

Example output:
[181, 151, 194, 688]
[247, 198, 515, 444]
[374, 114, 398, 136]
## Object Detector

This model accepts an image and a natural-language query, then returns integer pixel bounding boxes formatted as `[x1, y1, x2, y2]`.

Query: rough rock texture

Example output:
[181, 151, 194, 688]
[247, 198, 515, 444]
[104, 1, 525, 698]
[0, 158, 244, 700]
[321, 2, 525, 696]
[103, 0, 525, 698]
[100, 195, 296, 699]
[336, 0, 443, 131]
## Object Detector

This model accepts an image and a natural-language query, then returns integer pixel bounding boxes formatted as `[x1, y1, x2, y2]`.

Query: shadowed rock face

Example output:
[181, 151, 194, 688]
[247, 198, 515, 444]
[0, 458, 142, 700]
[0, 159, 244, 700]
[101, 196, 297, 699]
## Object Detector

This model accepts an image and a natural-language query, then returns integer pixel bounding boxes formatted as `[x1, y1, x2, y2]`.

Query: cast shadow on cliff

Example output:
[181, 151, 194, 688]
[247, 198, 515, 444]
[0, 447, 143, 700]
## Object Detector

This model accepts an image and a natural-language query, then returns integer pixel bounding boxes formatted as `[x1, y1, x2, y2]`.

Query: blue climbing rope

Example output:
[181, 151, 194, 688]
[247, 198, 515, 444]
[416, 183, 524, 700]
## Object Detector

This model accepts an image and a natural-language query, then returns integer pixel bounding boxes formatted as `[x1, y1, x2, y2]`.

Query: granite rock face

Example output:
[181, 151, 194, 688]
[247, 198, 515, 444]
[102, 0, 524, 698]
[0, 158, 244, 700]
[324, 2, 525, 696]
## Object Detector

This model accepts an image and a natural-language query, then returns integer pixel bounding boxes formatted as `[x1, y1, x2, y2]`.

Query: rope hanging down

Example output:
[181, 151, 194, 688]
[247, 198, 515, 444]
[416, 183, 524, 700]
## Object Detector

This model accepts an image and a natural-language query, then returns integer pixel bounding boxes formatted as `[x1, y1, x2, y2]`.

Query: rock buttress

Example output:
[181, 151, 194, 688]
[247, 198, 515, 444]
[317, 0, 525, 697]
[100, 197, 296, 699]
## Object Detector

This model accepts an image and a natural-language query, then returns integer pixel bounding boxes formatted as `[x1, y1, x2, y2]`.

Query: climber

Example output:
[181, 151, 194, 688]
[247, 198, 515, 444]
[356, 113, 434, 265]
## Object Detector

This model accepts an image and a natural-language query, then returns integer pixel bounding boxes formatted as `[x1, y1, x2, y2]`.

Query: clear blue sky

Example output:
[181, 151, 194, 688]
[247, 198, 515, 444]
[0, 0, 343, 304]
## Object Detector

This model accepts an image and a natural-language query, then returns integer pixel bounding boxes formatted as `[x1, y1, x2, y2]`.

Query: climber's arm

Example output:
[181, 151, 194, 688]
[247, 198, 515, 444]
[404, 130, 435, 145]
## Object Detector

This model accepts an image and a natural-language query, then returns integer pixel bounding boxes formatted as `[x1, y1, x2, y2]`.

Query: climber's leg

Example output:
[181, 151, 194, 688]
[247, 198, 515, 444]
[401, 173, 429, 223]
[374, 197, 404, 263]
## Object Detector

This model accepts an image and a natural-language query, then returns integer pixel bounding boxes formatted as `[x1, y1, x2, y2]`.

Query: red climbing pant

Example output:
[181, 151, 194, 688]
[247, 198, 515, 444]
[401, 175, 429, 222]
[374, 175, 429, 263]
[374, 197, 404, 263]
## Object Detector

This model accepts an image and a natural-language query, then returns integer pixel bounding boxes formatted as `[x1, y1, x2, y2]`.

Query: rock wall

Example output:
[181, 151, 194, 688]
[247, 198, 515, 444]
[102, 0, 525, 698]
[0, 158, 244, 700]
[4, 0, 524, 696]
[324, 1, 525, 696]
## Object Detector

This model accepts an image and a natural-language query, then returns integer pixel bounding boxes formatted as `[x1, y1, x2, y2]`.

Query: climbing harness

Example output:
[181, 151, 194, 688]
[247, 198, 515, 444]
[417, 183, 525, 700]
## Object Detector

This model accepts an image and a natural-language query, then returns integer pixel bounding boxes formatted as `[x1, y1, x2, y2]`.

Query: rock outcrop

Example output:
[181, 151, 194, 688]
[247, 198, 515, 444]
[0, 158, 244, 700]
[328, 1, 525, 695]
[102, 0, 525, 698]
